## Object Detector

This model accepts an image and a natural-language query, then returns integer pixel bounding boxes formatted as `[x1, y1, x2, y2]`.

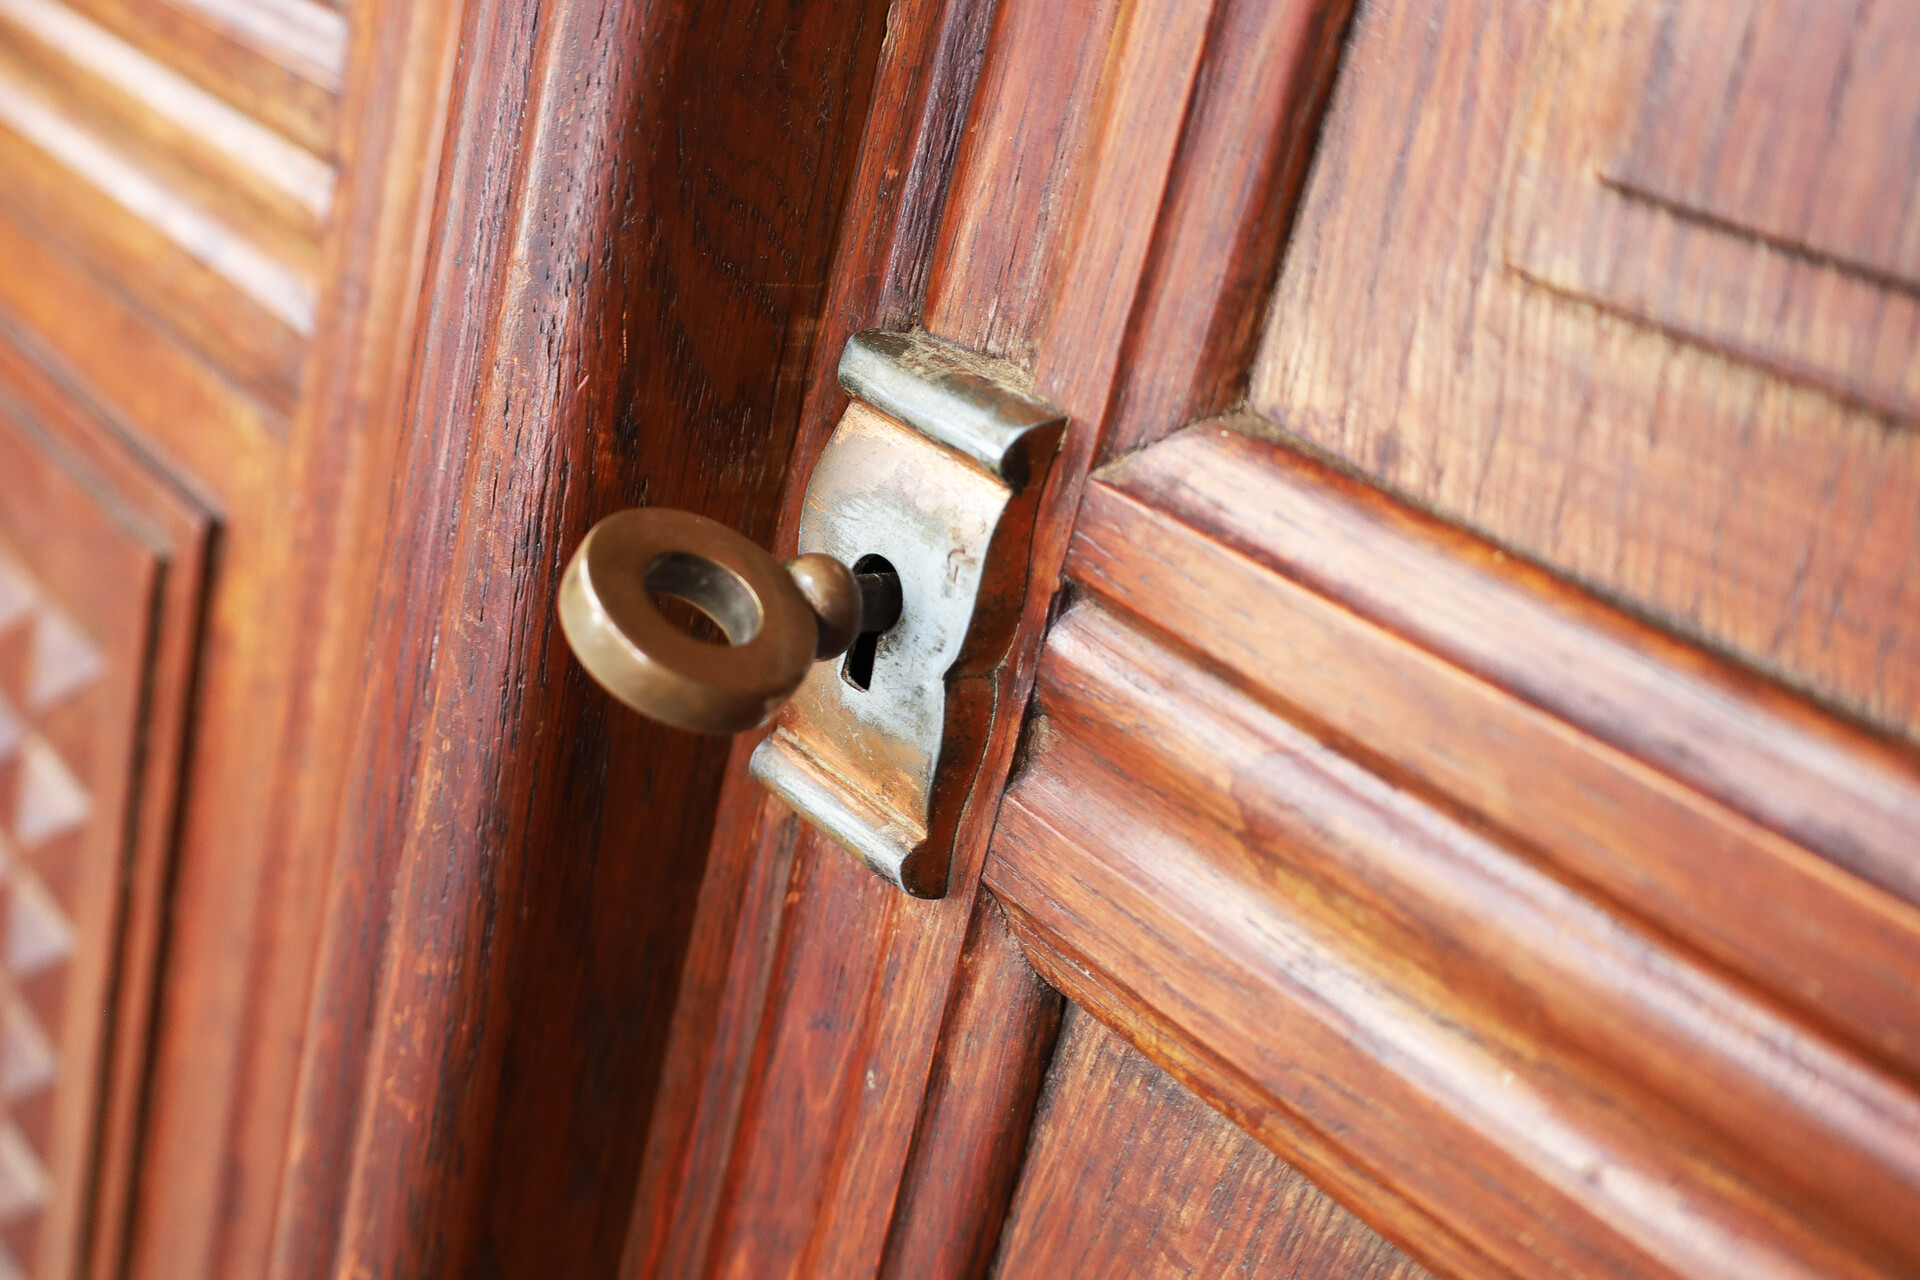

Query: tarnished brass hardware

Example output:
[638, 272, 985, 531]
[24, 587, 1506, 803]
[558, 508, 901, 735]
[751, 330, 1066, 898]
[559, 329, 1063, 894]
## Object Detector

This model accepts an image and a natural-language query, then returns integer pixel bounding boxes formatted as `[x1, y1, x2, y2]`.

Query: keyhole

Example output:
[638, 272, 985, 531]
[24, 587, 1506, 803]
[841, 554, 897, 691]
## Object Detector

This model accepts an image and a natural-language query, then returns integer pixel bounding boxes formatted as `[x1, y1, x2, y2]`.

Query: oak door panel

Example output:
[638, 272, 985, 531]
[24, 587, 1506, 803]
[1610, 0, 1920, 287]
[991, 1004, 1428, 1280]
[985, 423, 1920, 1280]
[0, 0, 335, 418]
[0, 342, 207, 1280]
[1077, 427, 1920, 1046]
[627, 0, 1920, 1277]
[1507, 0, 1920, 422]
[1, 0, 406, 1265]
[1255, 0, 1920, 738]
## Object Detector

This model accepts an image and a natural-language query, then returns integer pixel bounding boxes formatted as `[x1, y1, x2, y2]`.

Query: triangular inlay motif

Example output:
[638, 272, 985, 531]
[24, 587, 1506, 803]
[27, 608, 101, 711]
[6, 873, 72, 978]
[13, 741, 87, 848]
[0, 1000, 55, 1100]
[0, 1124, 47, 1223]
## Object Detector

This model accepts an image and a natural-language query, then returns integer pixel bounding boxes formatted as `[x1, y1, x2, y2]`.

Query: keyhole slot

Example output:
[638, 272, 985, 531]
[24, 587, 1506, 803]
[841, 554, 898, 691]
[645, 551, 764, 646]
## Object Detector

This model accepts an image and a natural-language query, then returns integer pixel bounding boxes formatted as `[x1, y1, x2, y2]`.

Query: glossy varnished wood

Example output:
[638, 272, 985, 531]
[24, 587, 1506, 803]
[880, 895, 1061, 1280]
[629, 0, 1382, 1274]
[1255, 0, 1920, 738]
[56, 0, 343, 157]
[974, 417, 1920, 1278]
[627, 0, 1358, 1274]
[271, 0, 893, 1274]
[1094, 0, 1353, 461]
[1079, 425, 1920, 1067]
[1508, 0, 1920, 422]
[630, 0, 1920, 1277]
[993, 1005, 1428, 1280]
[990, 607, 1909, 1278]
[625, 0, 1008, 1270]
[0, 0, 334, 419]
[0, 333, 207, 1280]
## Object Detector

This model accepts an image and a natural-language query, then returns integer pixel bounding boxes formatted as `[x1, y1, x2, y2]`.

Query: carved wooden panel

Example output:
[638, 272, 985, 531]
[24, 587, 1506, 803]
[0, 351, 207, 1280]
[1254, 0, 1920, 740]
[0, 0, 342, 418]
[626, 0, 1920, 1277]
[1506, 0, 1920, 423]
[991, 1004, 1428, 1279]
[1609, 0, 1920, 288]
[983, 423, 1920, 1280]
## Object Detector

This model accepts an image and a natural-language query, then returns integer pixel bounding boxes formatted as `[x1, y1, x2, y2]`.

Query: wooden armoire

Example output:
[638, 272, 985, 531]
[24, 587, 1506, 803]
[0, 0, 1916, 1273]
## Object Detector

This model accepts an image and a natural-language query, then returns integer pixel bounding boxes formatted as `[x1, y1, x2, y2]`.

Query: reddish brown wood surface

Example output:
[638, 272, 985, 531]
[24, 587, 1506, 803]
[0, 334, 207, 1280]
[1256, 0, 1920, 739]
[1094, 0, 1352, 461]
[1611, 0, 1920, 286]
[0, 0, 336, 417]
[626, 0, 1356, 1274]
[115, 0, 458, 1265]
[879, 895, 1061, 1280]
[269, 0, 894, 1276]
[989, 605, 1911, 1279]
[0, 0, 850, 1272]
[623, 0, 1920, 1277]
[966, 412, 1920, 1279]
[993, 1004, 1428, 1280]
[57, 0, 343, 156]
[0, 0, 432, 1266]
[1506, 0, 1920, 425]
[619, 0, 1007, 1253]
[1080, 425, 1920, 1069]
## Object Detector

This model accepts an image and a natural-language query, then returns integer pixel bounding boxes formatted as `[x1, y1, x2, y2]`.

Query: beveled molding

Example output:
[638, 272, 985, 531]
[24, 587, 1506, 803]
[988, 419, 1920, 1280]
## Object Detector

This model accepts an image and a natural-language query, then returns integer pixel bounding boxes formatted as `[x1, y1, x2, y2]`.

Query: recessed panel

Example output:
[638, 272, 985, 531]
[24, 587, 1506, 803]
[0, 347, 207, 1280]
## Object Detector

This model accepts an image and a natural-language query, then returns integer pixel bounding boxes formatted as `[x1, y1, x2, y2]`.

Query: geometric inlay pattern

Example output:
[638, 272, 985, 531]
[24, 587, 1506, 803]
[0, 542, 99, 1276]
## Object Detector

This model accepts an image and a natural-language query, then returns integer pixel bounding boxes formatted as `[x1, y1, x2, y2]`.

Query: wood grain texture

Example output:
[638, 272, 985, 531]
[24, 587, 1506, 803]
[992, 1005, 1428, 1280]
[0, 0, 333, 253]
[996, 904, 1507, 1280]
[0, 0, 340, 424]
[267, 0, 893, 1276]
[989, 599, 1916, 1279]
[623, 754, 805, 1279]
[694, 2, 1261, 1258]
[101, 0, 460, 1260]
[625, 0, 1008, 1269]
[0, 76, 312, 411]
[879, 895, 1062, 1280]
[1611, 0, 1920, 287]
[0, 214, 280, 474]
[1079, 425, 1920, 1072]
[1253, 0, 1920, 739]
[918, 0, 1123, 364]
[626, 0, 1355, 1273]
[965, 407, 1920, 1278]
[1093, 0, 1353, 461]
[1506, 0, 1920, 424]
[0, 330, 208, 1280]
